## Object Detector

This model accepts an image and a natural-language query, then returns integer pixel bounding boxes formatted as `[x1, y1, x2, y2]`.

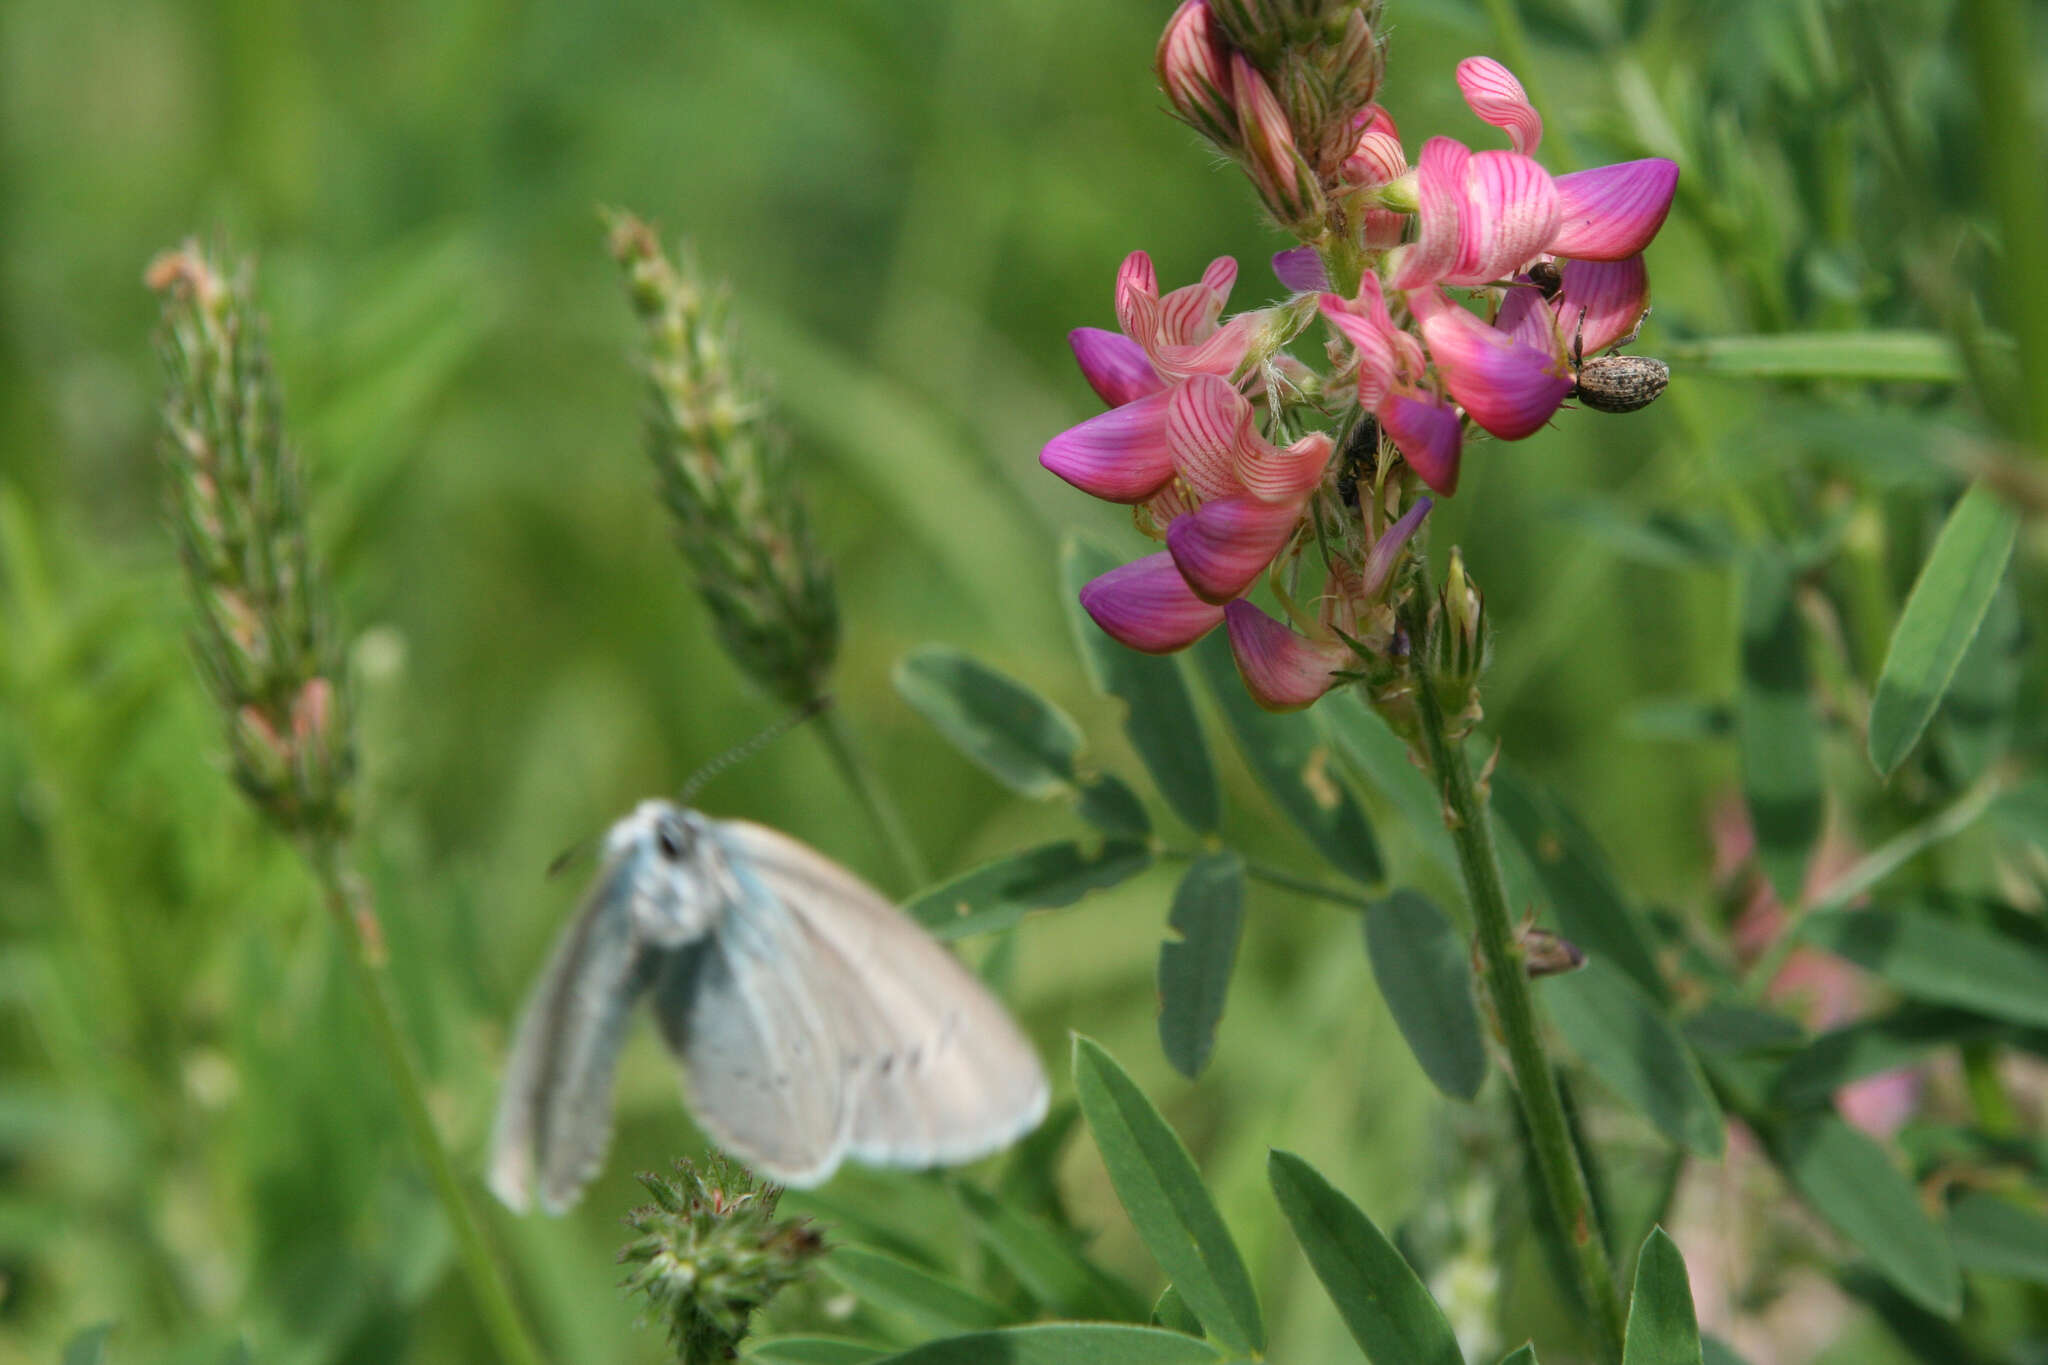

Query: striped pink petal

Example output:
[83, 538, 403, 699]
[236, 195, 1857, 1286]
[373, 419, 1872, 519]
[1040, 386, 1178, 501]
[1239, 430, 1334, 502]
[1390, 137, 1470, 290]
[1224, 601, 1351, 711]
[1157, 312, 1259, 381]
[1165, 374, 1257, 499]
[1548, 159, 1679, 260]
[1166, 495, 1303, 602]
[1449, 150, 1558, 285]
[1156, 256, 1237, 345]
[1079, 551, 1226, 653]
[1342, 128, 1407, 187]
[1272, 247, 1329, 292]
[1411, 287, 1572, 441]
[1069, 327, 1164, 408]
[1456, 57, 1543, 156]
[1556, 255, 1649, 357]
[1319, 281, 1400, 408]
[1378, 391, 1464, 495]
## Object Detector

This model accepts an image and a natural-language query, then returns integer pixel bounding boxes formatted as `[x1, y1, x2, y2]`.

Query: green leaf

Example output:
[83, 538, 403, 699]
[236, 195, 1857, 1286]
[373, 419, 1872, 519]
[747, 1339, 887, 1364]
[824, 1246, 1012, 1334]
[1668, 331, 1970, 382]
[1363, 890, 1486, 1100]
[1799, 908, 2048, 1029]
[1192, 631, 1382, 884]
[1766, 1115, 1961, 1318]
[952, 1181, 1147, 1322]
[1499, 1348, 1538, 1365]
[1550, 497, 1731, 568]
[1948, 1191, 2048, 1284]
[1314, 692, 1456, 874]
[1157, 852, 1246, 1080]
[867, 1324, 1223, 1365]
[1076, 772, 1151, 837]
[1736, 549, 1822, 903]
[1072, 1037, 1264, 1355]
[1936, 577, 2020, 781]
[1490, 769, 1666, 1002]
[1868, 483, 2019, 776]
[895, 645, 1084, 798]
[1544, 961, 1725, 1157]
[1062, 537, 1221, 832]
[1623, 1228, 1702, 1365]
[1679, 1004, 1804, 1057]
[1151, 1285, 1203, 1336]
[908, 840, 1151, 941]
[1701, 1336, 1754, 1365]
[1771, 1006, 2000, 1110]
[1267, 1150, 1463, 1365]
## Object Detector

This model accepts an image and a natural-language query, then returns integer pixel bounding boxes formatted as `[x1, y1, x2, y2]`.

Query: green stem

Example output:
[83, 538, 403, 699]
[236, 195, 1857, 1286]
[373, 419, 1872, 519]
[1960, 0, 2048, 450]
[1741, 771, 2009, 997]
[1477, 0, 1577, 173]
[1159, 846, 1367, 911]
[305, 838, 548, 1365]
[1410, 678, 1627, 1363]
[815, 705, 929, 890]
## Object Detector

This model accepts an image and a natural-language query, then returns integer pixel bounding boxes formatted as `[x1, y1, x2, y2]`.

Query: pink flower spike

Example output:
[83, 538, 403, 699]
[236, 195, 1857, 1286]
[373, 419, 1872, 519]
[1449, 150, 1559, 285]
[1456, 57, 1543, 156]
[1224, 601, 1351, 711]
[1167, 495, 1303, 602]
[1361, 496, 1432, 597]
[1069, 327, 1164, 408]
[1079, 551, 1226, 653]
[1272, 247, 1329, 293]
[1379, 392, 1464, 495]
[1040, 386, 1178, 501]
[1391, 137, 1470, 290]
[1411, 287, 1572, 441]
[1548, 158, 1679, 260]
[1557, 255, 1650, 357]
[1165, 374, 1258, 500]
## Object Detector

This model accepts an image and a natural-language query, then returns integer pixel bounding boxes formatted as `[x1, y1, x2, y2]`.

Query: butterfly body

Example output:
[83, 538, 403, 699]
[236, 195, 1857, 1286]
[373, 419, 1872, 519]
[490, 801, 1048, 1213]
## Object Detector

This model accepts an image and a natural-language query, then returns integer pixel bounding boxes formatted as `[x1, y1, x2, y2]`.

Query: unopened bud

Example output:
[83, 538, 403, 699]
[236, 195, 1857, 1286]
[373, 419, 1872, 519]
[1232, 55, 1327, 232]
[1157, 0, 1239, 148]
[1428, 546, 1487, 707]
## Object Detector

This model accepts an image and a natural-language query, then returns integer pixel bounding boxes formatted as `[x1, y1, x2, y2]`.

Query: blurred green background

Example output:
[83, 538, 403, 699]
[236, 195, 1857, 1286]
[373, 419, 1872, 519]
[3, 0, 2037, 1361]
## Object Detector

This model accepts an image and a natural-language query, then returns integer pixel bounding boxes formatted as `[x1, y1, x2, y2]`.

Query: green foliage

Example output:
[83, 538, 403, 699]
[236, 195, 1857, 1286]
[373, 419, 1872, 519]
[1362, 890, 1487, 1100]
[1622, 1229, 1702, 1365]
[1155, 852, 1246, 1081]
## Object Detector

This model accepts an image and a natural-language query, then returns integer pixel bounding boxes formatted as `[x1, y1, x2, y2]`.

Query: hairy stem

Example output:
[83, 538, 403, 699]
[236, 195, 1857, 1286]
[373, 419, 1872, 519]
[305, 838, 548, 1365]
[815, 705, 929, 891]
[1411, 679, 1626, 1362]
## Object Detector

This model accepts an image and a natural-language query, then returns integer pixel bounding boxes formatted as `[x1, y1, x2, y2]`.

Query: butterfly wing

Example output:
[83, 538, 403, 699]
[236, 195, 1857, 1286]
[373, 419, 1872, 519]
[703, 820, 1049, 1178]
[488, 862, 662, 1214]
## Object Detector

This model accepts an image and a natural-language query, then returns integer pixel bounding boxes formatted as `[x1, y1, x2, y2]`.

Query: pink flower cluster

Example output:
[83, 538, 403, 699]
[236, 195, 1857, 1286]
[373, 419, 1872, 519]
[1043, 15, 1679, 711]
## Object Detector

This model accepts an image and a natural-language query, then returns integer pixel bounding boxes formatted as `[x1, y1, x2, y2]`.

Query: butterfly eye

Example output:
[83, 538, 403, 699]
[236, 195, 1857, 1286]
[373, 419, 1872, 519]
[654, 817, 689, 862]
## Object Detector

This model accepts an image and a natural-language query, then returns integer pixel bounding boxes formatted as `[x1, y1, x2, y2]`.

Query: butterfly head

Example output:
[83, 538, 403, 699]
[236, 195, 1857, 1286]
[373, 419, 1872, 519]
[605, 799, 727, 947]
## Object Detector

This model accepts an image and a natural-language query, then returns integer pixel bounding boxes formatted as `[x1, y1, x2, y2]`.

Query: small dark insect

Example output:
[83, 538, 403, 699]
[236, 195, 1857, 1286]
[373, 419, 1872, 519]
[1567, 306, 1668, 415]
[1527, 260, 1563, 300]
[1335, 415, 1380, 509]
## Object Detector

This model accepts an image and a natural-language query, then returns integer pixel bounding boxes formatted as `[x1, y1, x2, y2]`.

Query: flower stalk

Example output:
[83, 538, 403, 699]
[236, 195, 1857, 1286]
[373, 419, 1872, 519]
[1407, 604, 1626, 1364]
[149, 244, 546, 1365]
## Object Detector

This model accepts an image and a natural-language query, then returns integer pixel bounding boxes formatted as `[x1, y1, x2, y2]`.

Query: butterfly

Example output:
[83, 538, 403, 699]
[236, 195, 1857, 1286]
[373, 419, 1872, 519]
[489, 800, 1049, 1213]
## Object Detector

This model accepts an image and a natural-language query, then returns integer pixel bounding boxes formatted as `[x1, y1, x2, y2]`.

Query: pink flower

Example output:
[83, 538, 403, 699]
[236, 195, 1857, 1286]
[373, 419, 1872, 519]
[1495, 255, 1650, 361]
[1391, 136, 1560, 291]
[1456, 57, 1542, 156]
[1068, 327, 1165, 408]
[1225, 601, 1352, 710]
[1319, 280, 1467, 494]
[1040, 385, 1178, 501]
[1408, 286, 1573, 440]
[1115, 251, 1260, 385]
[1078, 551, 1226, 653]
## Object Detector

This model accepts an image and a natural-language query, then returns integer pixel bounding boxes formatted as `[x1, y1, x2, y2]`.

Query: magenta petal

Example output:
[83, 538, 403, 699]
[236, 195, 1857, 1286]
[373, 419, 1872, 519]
[1456, 56, 1542, 156]
[1361, 495, 1433, 596]
[1167, 495, 1301, 602]
[1449, 150, 1558, 285]
[1379, 392, 1464, 495]
[1548, 159, 1678, 260]
[1319, 283, 1400, 408]
[1040, 386, 1177, 501]
[1079, 551, 1226, 654]
[1412, 288, 1572, 441]
[1069, 327, 1164, 408]
[1224, 600, 1350, 711]
[1391, 137, 1470, 290]
[1557, 255, 1649, 356]
[1272, 247, 1329, 293]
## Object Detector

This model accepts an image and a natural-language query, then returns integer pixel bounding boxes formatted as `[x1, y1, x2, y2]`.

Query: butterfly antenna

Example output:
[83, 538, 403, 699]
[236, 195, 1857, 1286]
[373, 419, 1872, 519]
[545, 833, 598, 880]
[679, 695, 834, 806]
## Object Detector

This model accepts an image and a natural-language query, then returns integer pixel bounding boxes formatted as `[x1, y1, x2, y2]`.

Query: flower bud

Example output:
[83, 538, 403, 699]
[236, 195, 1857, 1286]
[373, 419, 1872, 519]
[1232, 55, 1327, 233]
[1428, 546, 1487, 713]
[1157, 0, 1239, 148]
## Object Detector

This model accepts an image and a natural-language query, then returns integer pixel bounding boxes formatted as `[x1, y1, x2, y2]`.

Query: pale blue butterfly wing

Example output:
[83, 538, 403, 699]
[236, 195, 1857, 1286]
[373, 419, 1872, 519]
[488, 859, 662, 1214]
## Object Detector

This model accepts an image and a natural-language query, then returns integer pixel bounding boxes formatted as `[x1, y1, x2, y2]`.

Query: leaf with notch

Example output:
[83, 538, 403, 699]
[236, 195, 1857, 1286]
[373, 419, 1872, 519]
[1158, 852, 1246, 1081]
